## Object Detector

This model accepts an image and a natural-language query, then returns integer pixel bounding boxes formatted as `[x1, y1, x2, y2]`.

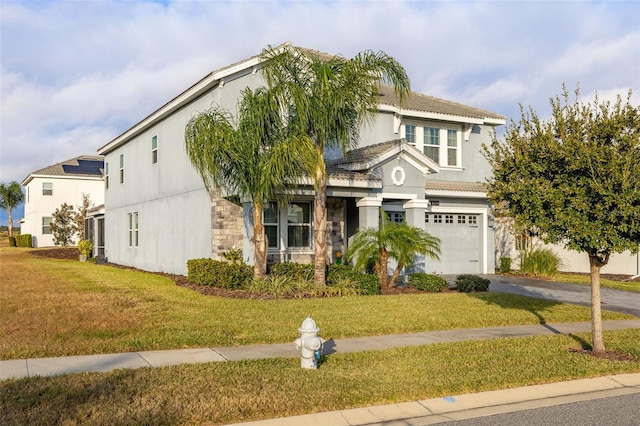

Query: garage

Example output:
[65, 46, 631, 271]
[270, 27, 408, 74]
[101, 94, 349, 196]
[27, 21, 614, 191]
[425, 213, 483, 274]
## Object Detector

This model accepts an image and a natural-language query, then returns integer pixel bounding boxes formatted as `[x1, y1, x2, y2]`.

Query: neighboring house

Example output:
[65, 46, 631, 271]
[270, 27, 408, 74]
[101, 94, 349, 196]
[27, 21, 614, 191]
[20, 156, 104, 247]
[495, 221, 640, 277]
[97, 44, 506, 276]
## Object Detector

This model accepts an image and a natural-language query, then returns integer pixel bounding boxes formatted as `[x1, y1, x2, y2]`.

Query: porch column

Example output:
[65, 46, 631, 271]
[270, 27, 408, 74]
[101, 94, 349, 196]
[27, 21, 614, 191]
[403, 199, 430, 274]
[356, 196, 382, 230]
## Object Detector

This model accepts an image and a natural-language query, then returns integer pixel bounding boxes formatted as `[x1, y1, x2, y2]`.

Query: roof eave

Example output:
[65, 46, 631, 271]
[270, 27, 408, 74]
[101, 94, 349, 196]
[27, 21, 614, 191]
[98, 56, 263, 155]
[379, 104, 506, 126]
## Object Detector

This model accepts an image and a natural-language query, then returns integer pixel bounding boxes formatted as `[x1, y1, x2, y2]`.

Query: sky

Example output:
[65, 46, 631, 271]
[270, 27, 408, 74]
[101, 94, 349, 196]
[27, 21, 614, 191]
[1, 0, 639, 225]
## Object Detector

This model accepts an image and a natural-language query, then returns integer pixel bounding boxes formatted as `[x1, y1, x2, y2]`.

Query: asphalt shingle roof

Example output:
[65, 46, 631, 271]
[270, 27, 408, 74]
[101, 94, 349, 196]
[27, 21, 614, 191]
[25, 155, 104, 181]
[425, 180, 487, 193]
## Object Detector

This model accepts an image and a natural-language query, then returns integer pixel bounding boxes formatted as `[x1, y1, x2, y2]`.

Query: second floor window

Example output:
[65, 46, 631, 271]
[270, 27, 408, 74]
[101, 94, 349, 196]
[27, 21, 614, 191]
[42, 182, 53, 196]
[405, 125, 416, 144]
[105, 163, 109, 189]
[119, 154, 125, 184]
[447, 129, 458, 166]
[151, 135, 158, 164]
[423, 127, 440, 163]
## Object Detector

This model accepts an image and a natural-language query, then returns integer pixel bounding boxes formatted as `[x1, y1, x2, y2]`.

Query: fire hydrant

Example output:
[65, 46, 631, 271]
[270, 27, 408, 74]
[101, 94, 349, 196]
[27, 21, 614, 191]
[295, 316, 324, 369]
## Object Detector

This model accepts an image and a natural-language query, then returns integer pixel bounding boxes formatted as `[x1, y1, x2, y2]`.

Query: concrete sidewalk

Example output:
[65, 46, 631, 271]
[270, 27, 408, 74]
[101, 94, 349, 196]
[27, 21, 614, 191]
[2, 319, 639, 381]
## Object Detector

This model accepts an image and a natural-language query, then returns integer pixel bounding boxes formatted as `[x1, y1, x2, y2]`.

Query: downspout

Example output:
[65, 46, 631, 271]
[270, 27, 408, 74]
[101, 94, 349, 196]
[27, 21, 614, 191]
[624, 253, 640, 281]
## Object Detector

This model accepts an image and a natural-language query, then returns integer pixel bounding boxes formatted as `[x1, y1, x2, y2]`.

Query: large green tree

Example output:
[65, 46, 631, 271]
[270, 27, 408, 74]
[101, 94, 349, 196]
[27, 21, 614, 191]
[185, 87, 315, 278]
[261, 44, 411, 286]
[484, 86, 640, 352]
[0, 181, 24, 237]
[346, 210, 441, 289]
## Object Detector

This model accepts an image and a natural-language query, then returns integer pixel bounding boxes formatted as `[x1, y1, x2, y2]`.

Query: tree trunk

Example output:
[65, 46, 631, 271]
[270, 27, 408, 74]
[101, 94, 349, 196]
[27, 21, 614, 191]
[313, 161, 327, 286]
[8, 210, 13, 237]
[252, 201, 267, 279]
[588, 252, 608, 353]
[379, 248, 389, 289]
[388, 263, 404, 288]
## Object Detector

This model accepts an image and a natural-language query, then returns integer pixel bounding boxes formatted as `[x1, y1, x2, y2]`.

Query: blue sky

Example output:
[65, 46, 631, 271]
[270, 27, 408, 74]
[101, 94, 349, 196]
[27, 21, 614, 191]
[1, 0, 639, 225]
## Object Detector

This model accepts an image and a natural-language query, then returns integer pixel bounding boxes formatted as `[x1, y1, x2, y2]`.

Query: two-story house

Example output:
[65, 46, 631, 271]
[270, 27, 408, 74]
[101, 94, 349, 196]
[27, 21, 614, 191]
[97, 44, 505, 276]
[20, 155, 104, 247]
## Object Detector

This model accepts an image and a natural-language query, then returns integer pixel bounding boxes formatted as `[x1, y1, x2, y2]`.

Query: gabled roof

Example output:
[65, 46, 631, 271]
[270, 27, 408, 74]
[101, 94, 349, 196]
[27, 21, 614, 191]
[329, 139, 439, 174]
[22, 155, 104, 185]
[98, 43, 505, 156]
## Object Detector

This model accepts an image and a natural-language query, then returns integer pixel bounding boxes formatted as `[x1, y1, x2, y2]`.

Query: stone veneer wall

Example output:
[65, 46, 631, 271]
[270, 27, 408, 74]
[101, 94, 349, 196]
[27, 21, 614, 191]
[210, 191, 244, 260]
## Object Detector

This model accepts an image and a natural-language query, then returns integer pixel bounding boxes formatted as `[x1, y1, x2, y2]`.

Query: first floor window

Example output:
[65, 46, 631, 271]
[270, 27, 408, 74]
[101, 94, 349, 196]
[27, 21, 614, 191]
[387, 212, 405, 224]
[263, 202, 279, 248]
[128, 212, 138, 247]
[42, 217, 52, 234]
[287, 202, 311, 248]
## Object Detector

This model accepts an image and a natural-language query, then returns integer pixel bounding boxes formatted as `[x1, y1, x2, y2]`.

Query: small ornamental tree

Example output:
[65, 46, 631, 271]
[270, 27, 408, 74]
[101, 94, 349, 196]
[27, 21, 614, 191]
[483, 85, 640, 352]
[50, 203, 77, 247]
[74, 193, 93, 240]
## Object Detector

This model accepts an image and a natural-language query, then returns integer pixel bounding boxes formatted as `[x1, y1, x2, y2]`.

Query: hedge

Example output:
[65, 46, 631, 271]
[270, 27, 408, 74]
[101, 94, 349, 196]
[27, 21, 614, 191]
[187, 258, 252, 289]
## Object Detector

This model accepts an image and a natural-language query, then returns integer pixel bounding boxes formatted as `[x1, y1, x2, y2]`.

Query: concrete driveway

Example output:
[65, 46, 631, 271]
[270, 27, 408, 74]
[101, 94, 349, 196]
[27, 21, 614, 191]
[485, 274, 640, 317]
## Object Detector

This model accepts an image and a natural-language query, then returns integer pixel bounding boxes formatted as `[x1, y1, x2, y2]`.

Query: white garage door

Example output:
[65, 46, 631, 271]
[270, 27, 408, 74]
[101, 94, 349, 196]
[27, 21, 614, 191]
[425, 213, 482, 274]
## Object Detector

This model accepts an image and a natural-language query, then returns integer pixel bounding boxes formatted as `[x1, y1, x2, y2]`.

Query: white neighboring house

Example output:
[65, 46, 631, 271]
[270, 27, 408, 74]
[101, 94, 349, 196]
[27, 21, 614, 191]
[20, 155, 105, 247]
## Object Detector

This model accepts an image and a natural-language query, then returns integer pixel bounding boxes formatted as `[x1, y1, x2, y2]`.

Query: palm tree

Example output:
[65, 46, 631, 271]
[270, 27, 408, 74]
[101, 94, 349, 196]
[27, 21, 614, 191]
[185, 87, 315, 278]
[0, 181, 24, 237]
[261, 43, 411, 286]
[345, 210, 441, 289]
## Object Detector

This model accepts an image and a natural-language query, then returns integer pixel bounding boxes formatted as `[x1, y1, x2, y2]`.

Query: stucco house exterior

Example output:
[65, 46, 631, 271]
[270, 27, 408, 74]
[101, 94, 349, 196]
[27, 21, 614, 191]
[97, 44, 506, 276]
[20, 155, 104, 247]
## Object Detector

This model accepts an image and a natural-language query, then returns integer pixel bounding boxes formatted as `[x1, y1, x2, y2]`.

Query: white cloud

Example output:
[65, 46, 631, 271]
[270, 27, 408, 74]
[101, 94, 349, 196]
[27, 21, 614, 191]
[1, 0, 639, 192]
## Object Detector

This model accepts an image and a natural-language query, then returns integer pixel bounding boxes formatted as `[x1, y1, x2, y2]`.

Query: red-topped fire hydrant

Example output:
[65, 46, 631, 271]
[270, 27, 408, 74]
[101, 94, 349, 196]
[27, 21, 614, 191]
[295, 316, 324, 369]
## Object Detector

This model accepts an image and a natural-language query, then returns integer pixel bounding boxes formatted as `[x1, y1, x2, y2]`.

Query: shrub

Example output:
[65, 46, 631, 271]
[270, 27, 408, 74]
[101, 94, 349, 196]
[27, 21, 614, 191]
[187, 258, 252, 289]
[455, 274, 491, 292]
[77, 239, 93, 257]
[16, 234, 32, 247]
[519, 248, 564, 278]
[499, 257, 512, 273]
[7, 236, 16, 247]
[327, 264, 381, 295]
[407, 273, 448, 292]
[222, 248, 244, 264]
[269, 262, 314, 281]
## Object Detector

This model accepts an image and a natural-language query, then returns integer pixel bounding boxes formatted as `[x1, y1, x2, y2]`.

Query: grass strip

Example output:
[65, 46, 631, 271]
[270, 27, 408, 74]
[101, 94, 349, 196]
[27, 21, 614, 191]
[1, 329, 639, 425]
[553, 272, 640, 293]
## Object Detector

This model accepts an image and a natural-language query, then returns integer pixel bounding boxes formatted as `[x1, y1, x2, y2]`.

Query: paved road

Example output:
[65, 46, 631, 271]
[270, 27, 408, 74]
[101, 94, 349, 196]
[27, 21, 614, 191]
[486, 275, 640, 317]
[429, 392, 640, 426]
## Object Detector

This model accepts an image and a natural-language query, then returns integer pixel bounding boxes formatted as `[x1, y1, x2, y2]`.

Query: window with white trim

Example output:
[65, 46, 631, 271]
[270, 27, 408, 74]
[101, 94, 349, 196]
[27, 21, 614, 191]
[287, 202, 311, 248]
[42, 182, 53, 196]
[151, 135, 158, 164]
[423, 127, 439, 163]
[405, 125, 416, 144]
[119, 154, 125, 184]
[447, 129, 458, 166]
[42, 217, 52, 234]
[105, 163, 109, 189]
[128, 212, 138, 247]
[263, 202, 279, 248]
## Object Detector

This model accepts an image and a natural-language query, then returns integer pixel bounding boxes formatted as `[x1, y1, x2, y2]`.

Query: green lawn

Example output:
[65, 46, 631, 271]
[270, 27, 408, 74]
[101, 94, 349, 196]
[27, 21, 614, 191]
[2, 330, 639, 425]
[1, 247, 639, 425]
[1, 248, 634, 359]
[554, 272, 640, 293]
